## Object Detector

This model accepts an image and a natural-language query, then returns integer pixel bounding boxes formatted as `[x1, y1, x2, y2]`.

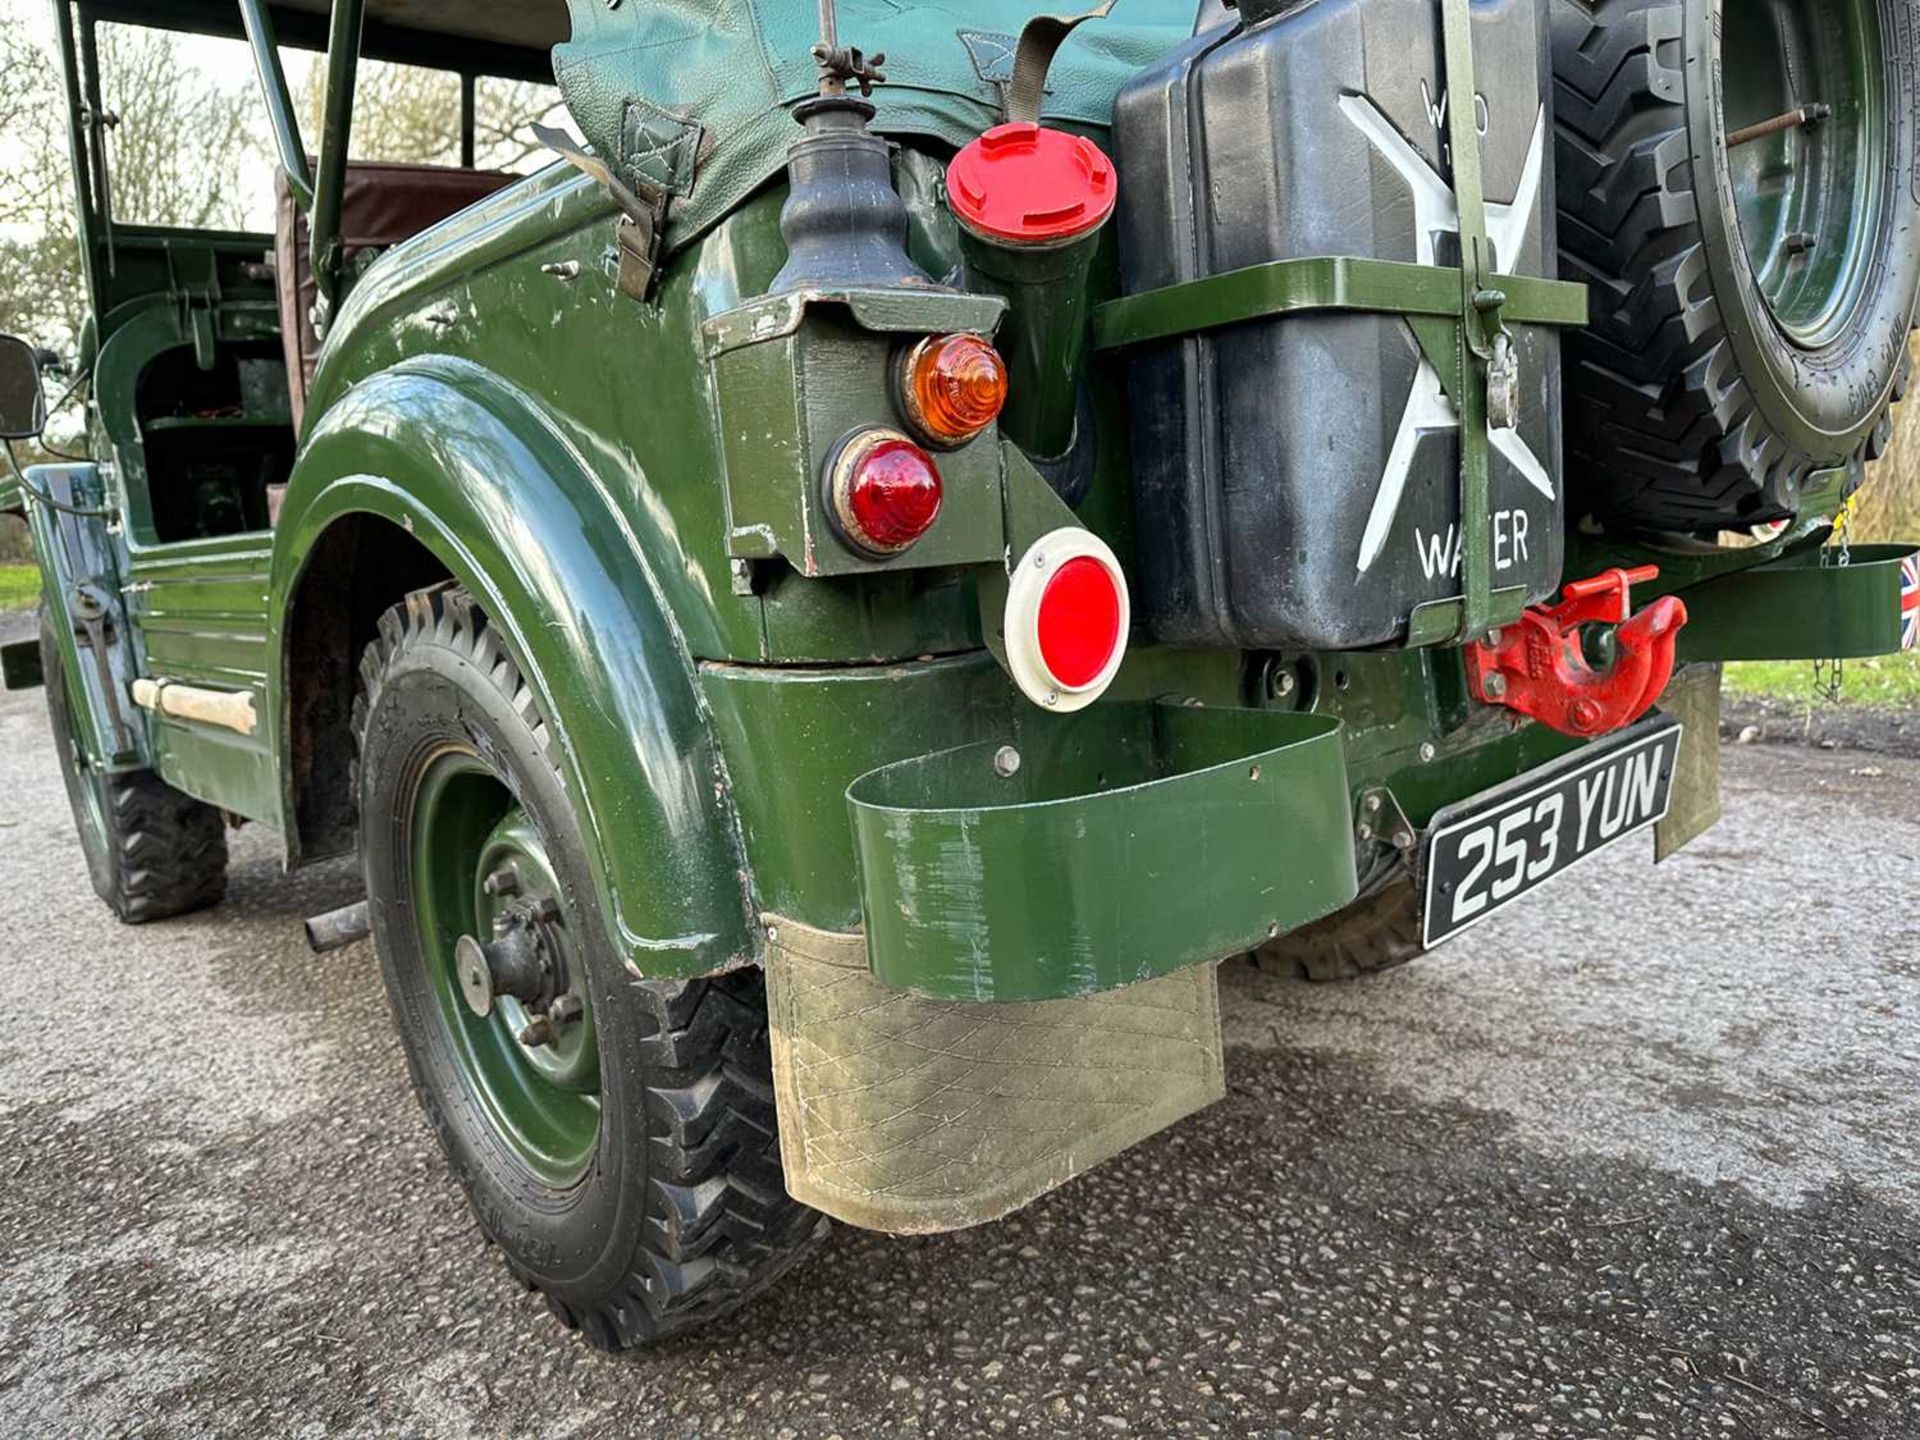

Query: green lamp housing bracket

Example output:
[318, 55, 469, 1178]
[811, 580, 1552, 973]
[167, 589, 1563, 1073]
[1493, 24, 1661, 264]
[703, 286, 1013, 579]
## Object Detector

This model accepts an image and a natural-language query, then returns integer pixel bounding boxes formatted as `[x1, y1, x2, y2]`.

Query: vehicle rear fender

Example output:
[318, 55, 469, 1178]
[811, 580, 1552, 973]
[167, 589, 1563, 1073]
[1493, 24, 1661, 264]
[270, 355, 752, 978]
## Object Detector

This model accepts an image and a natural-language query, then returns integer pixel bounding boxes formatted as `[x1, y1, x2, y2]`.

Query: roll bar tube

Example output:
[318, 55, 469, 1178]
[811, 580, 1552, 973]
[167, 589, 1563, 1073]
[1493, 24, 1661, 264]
[237, 0, 313, 211]
[306, 0, 366, 340]
[48, 2, 105, 320]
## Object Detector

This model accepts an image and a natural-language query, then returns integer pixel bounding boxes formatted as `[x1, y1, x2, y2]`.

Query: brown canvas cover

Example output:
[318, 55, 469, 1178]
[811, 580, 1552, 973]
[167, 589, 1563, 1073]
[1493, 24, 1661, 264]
[273, 163, 518, 427]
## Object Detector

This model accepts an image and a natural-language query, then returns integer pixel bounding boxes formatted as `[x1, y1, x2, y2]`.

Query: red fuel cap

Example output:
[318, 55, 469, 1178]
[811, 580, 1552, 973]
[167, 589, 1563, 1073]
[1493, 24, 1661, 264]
[947, 122, 1117, 246]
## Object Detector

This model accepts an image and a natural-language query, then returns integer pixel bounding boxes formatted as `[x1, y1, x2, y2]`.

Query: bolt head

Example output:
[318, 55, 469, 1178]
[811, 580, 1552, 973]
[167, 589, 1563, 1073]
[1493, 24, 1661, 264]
[1418, 741, 1437, 763]
[1484, 673, 1509, 700]
[483, 865, 520, 897]
[1357, 822, 1374, 842]
[993, 745, 1022, 779]
[517, 1017, 556, 1048]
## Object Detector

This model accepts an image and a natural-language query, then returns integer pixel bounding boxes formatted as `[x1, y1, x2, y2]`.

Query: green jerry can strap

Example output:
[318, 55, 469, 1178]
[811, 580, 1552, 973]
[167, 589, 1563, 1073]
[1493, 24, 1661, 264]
[1090, 0, 1589, 648]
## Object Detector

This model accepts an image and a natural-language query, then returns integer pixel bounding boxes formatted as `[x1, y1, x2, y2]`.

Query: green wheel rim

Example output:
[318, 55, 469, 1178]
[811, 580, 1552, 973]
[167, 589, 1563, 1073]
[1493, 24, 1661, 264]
[1721, 0, 1887, 349]
[409, 748, 600, 1188]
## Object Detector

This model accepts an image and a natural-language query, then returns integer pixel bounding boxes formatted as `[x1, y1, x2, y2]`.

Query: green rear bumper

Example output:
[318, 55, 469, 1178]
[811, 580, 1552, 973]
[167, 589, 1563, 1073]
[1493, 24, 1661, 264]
[847, 704, 1356, 1002]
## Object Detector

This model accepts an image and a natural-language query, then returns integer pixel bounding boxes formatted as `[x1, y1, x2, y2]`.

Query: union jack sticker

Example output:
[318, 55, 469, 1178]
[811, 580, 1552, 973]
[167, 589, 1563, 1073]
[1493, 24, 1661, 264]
[1902, 552, 1920, 652]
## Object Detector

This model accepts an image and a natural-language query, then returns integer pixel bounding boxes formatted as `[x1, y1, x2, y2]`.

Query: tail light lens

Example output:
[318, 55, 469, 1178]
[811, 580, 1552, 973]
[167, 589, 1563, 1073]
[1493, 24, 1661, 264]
[898, 333, 1007, 447]
[825, 428, 944, 557]
[1003, 528, 1129, 711]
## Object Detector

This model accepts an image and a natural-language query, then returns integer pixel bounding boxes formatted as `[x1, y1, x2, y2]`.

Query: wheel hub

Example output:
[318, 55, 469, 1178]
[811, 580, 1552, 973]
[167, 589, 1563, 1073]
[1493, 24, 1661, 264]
[1721, 0, 1885, 349]
[454, 894, 571, 1025]
[409, 750, 601, 1187]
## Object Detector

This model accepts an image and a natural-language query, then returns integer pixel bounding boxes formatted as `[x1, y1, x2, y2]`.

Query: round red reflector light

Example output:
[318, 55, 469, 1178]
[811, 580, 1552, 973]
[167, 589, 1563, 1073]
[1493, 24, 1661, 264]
[899, 333, 1008, 447]
[1002, 529, 1130, 712]
[826, 430, 944, 557]
[1036, 556, 1122, 690]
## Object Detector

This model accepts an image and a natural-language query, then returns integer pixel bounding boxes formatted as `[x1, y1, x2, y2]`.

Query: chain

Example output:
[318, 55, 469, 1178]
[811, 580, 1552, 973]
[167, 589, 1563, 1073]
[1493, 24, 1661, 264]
[1811, 497, 1856, 702]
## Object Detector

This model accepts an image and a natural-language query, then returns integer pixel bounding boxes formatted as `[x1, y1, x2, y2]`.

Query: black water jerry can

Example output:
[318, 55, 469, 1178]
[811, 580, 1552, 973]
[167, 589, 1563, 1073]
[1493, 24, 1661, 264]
[1111, 0, 1564, 650]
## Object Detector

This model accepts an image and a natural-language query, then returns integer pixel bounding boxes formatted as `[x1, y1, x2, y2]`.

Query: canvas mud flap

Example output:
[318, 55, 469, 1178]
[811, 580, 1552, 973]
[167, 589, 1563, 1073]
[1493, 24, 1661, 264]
[762, 917, 1225, 1234]
[1654, 662, 1723, 862]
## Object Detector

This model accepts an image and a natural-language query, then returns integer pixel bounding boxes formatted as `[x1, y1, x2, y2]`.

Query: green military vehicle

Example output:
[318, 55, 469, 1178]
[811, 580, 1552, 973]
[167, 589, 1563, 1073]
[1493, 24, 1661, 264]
[3, 0, 1916, 1347]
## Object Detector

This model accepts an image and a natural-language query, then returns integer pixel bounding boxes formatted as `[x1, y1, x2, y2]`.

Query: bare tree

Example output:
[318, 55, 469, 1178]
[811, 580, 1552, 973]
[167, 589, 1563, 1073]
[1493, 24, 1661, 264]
[1854, 343, 1920, 542]
[297, 56, 563, 173]
[0, 19, 259, 357]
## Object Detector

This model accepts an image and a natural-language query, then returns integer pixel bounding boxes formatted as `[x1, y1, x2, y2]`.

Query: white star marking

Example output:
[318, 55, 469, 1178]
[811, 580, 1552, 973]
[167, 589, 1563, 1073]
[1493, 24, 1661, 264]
[1338, 96, 1554, 574]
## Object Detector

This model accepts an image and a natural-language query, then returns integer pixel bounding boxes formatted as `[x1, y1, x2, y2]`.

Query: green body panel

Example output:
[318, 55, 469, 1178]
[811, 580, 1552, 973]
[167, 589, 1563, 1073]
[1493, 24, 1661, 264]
[301, 170, 982, 667]
[125, 539, 279, 823]
[272, 353, 755, 975]
[848, 704, 1355, 1001]
[552, 0, 1195, 251]
[1675, 543, 1919, 662]
[699, 652, 1016, 931]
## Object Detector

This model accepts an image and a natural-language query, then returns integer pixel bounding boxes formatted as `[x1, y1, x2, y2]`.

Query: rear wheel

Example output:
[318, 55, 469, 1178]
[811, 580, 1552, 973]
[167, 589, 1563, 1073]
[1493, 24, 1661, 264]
[1552, 0, 1920, 532]
[1255, 876, 1424, 983]
[39, 614, 228, 923]
[354, 587, 822, 1349]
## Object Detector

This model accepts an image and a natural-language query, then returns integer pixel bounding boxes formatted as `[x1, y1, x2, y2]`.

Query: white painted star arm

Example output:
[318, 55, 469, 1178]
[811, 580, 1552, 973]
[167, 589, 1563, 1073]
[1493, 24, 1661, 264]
[1358, 360, 1457, 572]
[1490, 426, 1557, 501]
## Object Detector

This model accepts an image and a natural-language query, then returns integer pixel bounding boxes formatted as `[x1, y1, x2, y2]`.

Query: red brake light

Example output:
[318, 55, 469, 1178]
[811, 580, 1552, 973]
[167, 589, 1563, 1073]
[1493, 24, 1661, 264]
[1036, 556, 1123, 689]
[899, 333, 1008, 447]
[826, 429, 944, 557]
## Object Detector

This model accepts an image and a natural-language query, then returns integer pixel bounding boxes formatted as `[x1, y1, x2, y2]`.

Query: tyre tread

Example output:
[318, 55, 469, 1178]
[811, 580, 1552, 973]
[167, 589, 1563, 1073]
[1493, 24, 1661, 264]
[1551, 0, 1911, 531]
[353, 587, 821, 1351]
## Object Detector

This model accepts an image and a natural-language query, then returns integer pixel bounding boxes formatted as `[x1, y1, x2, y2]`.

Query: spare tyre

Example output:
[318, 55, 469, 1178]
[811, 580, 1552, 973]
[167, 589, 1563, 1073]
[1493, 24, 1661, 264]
[1552, 0, 1920, 533]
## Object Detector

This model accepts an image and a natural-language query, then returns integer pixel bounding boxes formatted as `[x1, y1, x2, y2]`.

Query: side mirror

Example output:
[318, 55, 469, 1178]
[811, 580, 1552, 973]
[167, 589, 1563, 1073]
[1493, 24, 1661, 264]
[0, 335, 46, 440]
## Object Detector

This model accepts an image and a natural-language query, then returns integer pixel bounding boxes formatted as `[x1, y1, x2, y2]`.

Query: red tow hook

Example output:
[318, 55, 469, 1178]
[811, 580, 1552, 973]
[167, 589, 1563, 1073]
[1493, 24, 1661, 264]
[1465, 565, 1689, 738]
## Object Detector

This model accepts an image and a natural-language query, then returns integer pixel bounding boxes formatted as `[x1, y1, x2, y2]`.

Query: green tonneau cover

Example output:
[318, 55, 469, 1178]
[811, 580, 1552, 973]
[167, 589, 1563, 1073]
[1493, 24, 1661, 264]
[554, 0, 1195, 250]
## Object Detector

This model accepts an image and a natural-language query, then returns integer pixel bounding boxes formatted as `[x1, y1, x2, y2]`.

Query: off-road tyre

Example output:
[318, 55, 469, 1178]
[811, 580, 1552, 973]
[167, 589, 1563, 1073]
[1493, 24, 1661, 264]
[1551, 0, 1920, 533]
[39, 614, 228, 923]
[1254, 877, 1425, 983]
[354, 587, 824, 1349]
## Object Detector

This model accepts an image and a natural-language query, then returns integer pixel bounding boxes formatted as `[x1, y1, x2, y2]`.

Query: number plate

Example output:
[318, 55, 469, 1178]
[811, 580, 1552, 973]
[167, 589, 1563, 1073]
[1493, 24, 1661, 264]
[1421, 717, 1683, 947]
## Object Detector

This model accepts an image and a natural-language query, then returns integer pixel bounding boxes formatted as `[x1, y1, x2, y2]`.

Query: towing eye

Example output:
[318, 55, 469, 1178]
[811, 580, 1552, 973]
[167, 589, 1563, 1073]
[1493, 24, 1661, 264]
[1465, 566, 1688, 738]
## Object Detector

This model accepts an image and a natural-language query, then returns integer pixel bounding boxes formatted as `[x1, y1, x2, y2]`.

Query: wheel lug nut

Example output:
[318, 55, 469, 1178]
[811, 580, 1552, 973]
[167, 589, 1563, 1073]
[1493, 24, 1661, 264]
[550, 993, 583, 1028]
[517, 1016, 556, 1048]
[483, 866, 520, 897]
[528, 896, 560, 924]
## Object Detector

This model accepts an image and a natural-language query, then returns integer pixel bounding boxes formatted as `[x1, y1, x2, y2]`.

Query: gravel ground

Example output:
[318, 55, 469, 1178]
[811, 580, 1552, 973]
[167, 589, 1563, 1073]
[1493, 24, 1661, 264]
[0, 650, 1915, 1439]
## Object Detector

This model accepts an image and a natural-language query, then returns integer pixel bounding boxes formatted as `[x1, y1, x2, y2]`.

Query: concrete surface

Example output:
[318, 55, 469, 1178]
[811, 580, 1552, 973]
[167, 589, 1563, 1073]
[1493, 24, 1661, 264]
[0, 664, 1915, 1439]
